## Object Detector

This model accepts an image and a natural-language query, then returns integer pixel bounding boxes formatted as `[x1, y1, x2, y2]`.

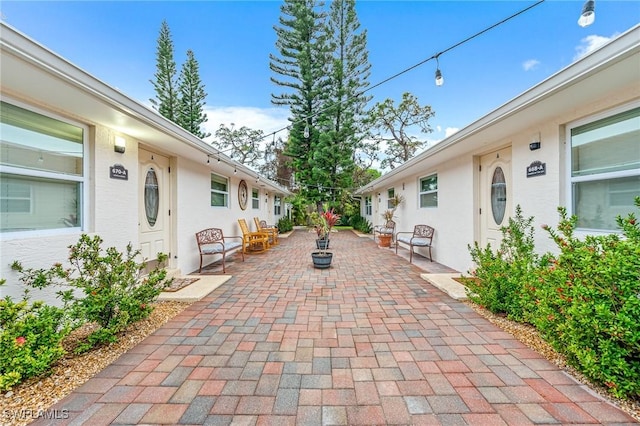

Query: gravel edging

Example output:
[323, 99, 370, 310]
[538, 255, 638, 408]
[464, 300, 640, 422]
[1, 301, 193, 426]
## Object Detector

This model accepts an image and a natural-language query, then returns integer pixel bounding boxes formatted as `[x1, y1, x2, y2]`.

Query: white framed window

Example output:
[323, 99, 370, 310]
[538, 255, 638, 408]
[0, 100, 85, 233]
[210, 173, 228, 207]
[387, 188, 395, 209]
[365, 196, 372, 216]
[252, 188, 259, 209]
[274, 195, 281, 215]
[568, 104, 640, 231]
[419, 174, 438, 208]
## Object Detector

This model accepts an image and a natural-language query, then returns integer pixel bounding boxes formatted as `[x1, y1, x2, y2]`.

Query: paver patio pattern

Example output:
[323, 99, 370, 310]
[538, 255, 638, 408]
[38, 230, 637, 425]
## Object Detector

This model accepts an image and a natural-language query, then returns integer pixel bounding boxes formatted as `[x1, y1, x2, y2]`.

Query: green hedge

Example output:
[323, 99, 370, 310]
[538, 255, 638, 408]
[462, 198, 640, 398]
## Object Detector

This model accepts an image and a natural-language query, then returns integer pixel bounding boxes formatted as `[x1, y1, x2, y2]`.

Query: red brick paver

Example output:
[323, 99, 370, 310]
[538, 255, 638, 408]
[32, 230, 637, 425]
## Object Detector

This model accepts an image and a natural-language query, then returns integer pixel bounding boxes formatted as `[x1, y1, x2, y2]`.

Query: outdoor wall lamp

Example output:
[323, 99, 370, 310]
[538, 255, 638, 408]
[530, 132, 541, 150]
[114, 136, 126, 154]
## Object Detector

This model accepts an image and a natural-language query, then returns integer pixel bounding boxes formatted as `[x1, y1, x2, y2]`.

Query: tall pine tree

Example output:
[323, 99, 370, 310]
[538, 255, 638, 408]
[150, 20, 180, 122]
[177, 49, 210, 139]
[270, 0, 332, 203]
[323, 0, 371, 200]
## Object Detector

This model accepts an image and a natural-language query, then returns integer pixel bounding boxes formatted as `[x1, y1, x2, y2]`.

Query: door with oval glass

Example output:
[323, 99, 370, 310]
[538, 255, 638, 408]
[480, 147, 512, 247]
[139, 148, 171, 261]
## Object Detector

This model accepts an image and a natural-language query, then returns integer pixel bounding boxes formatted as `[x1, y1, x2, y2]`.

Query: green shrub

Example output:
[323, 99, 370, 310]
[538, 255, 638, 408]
[276, 216, 294, 233]
[12, 234, 171, 353]
[462, 205, 545, 321]
[0, 280, 69, 391]
[531, 199, 640, 398]
[349, 214, 372, 233]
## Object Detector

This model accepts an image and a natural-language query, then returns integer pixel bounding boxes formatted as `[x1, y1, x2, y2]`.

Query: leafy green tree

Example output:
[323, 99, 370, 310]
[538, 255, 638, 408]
[365, 92, 435, 170]
[270, 0, 331, 203]
[150, 20, 180, 122]
[215, 124, 263, 168]
[258, 135, 294, 188]
[177, 49, 210, 139]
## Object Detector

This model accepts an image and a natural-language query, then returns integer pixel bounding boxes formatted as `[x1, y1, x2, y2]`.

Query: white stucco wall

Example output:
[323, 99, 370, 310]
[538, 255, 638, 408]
[361, 83, 639, 274]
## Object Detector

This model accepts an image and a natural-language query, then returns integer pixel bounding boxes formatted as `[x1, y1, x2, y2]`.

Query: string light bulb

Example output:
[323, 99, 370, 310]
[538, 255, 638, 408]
[207, 156, 210, 164]
[303, 124, 310, 138]
[233, 168, 237, 175]
[578, 0, 595, 27]
[434, 55, 444, 87]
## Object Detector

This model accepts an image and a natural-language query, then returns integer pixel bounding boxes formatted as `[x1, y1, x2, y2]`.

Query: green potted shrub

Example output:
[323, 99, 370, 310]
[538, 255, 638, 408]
[312, 207, 340, 269]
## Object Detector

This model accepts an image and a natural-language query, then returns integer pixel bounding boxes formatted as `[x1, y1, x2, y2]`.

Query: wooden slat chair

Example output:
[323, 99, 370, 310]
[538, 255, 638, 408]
[254, 217, 278, 245]
[195, 228, 244, 273]
[373, 220, 396, 243]
[395, 224, 435, 263]
[238, 218, 270, 253]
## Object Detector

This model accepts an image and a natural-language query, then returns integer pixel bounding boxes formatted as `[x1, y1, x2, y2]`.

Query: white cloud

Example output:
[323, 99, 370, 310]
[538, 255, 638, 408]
[573, 34, 617, 61]
[436, 125, 442, 132]
[202, 106, 291, 144]
[444, 127, 459, 138]
[522, 59, 540, 71]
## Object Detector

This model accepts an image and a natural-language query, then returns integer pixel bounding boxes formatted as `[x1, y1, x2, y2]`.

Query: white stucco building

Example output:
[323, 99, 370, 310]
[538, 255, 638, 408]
[356, 24, 639, 273]
[0, 23, 292, 303]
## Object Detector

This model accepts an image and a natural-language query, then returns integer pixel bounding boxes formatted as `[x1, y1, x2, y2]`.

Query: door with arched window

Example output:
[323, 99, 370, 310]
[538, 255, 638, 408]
[480, 147, 512, 247]
[139, 148, 171, 261]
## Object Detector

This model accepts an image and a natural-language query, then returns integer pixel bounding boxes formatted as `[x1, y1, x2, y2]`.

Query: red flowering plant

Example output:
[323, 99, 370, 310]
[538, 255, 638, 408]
[315, 207, 341, 240]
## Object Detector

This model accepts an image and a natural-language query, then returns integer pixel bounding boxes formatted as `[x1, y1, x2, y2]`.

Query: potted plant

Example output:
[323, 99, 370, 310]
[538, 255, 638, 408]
[377, 195, 404, 248]
[312, 207, 340, 269]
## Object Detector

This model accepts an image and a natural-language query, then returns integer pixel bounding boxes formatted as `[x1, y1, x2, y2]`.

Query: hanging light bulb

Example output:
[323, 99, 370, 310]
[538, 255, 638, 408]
[435, 55, 444, 87]
[207, 156, 210, 164]
[234, 168, 237, 175]
[303, 124, 310, 138]
[578, 0, 595, 27]
[217, 156, 220, 163]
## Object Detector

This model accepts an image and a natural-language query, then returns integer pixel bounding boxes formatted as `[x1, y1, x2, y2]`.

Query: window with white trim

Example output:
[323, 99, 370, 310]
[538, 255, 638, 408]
[274, 195, 281, 215]
[252, 188, 259, 209]
[419, 174, 438, 208]
[387, 188, 395, 209]
[0, 101, 85, 233]
[365, 196, 372, 216]
[210, 173, 228, 207]
[569, 106, 640, 231]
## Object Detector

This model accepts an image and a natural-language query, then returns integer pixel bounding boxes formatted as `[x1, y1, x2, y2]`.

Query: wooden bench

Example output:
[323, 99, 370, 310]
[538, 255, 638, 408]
[195, 228, 244, 273]
[395, 224, 434, 263]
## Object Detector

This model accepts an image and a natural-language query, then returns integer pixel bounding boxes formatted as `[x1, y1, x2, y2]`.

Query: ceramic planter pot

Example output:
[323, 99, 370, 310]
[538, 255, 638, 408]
[378, 234, 392, 248]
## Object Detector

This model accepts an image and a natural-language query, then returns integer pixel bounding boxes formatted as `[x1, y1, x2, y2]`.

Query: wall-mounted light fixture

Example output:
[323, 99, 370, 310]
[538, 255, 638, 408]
[578, 0, 595, 27]
[114, 136, 126, 154]
[529, 132, 541, 150]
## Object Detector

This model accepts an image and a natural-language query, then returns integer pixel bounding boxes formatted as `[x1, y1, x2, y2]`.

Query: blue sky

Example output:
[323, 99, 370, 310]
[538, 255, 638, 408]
[1, 1, 638, 150]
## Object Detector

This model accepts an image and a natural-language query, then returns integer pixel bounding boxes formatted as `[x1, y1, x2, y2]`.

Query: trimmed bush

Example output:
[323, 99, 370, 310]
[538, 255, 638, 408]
[462, 205, 544, 321]
[276, 216, 294, 233]
[12, 234, 171, 353]
[0, 282, 69, 391]
[530, 200, 640, 398]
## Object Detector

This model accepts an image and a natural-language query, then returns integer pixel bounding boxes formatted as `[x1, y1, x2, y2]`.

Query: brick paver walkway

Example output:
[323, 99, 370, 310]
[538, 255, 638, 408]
[38, 230, 636, 425]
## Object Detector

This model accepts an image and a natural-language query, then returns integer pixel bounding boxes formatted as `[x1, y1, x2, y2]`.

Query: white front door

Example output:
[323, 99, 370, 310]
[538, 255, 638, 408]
[139, 148, 171, 261]
[480, 147, 512, 247]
